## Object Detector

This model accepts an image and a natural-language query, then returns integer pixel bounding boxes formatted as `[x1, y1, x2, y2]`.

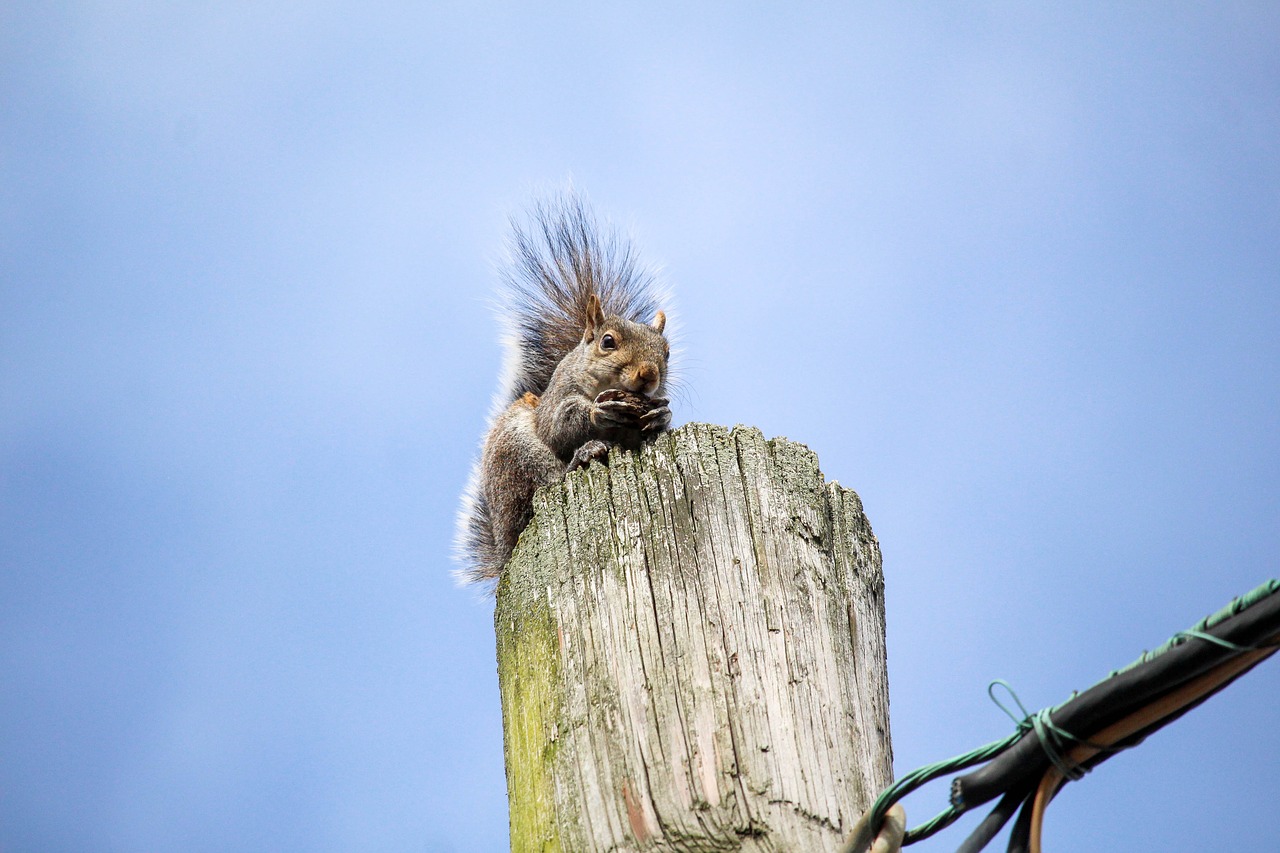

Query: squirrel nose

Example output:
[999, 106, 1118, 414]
[628, 363, 660, 395]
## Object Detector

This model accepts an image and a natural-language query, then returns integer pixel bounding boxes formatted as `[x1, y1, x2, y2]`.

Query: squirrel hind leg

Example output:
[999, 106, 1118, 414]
[568, 439, 611, 471]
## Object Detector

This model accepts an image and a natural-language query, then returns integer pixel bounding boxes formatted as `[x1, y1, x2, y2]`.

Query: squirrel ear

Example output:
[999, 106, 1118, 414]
[583, 294, 605, 342]
[651, 310, 666, 333]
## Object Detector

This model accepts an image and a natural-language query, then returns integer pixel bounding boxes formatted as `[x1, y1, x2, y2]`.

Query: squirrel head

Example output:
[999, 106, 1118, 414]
[581, 294, 669, 398]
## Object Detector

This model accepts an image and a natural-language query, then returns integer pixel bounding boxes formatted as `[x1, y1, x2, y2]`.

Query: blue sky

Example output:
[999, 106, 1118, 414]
[2, 3, 1278, 851]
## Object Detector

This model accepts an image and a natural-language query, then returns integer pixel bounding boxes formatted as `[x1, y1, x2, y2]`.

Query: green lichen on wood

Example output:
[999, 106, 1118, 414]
[495, 563, 564, 853]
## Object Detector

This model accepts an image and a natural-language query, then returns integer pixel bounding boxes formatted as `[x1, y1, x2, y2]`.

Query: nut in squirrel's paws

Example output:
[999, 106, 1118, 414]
[593, 389, 650, 427]
[594, 389, 658, 406]
[594, 389, 671, 433]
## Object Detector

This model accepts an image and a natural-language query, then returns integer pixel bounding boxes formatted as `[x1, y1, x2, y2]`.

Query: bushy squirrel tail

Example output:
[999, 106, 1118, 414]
[455, 475, 500, 586]
[497, 191, 665, 403]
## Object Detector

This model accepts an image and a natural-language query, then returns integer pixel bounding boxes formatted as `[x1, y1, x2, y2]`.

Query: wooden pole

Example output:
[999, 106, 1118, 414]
[495, 423, 893, 852]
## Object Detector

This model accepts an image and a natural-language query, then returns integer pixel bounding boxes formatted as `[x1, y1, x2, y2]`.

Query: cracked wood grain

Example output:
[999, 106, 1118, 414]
[495, 423, 892, 852]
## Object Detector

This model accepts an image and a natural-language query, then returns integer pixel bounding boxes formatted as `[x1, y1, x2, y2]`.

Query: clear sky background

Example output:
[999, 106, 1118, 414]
[3, 3, 1278, 852]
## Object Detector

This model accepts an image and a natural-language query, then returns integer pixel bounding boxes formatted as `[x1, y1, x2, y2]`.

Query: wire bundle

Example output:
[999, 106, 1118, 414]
[848, 579, 1280, 853]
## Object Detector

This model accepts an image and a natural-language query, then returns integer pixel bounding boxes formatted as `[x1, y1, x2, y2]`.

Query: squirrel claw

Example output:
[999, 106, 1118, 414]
[568, 439, 612, 471]
[640, 405, 672, 433]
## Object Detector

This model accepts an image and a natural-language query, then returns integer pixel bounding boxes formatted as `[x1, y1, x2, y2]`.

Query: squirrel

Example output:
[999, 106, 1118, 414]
[455, 193, 674, 584]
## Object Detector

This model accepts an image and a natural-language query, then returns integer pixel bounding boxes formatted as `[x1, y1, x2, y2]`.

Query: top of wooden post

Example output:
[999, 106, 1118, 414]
[496, 423, 892, 852]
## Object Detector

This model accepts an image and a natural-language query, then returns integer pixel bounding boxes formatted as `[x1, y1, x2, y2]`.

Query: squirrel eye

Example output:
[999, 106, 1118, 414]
[601, 333, 616, 350]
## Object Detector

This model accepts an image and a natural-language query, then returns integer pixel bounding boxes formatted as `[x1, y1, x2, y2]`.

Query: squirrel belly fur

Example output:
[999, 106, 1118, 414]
[455, 193, 674, 585]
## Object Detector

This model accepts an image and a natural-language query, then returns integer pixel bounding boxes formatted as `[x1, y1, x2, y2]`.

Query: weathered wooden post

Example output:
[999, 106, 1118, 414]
[495, 423, 893, 851]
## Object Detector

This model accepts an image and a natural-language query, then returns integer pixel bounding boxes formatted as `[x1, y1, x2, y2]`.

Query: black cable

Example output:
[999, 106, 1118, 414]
[1077, 651, 1274, 774]
[955, 788, 1027, 853]
[953, 593, 1280, 810]
[1003, 791, 1036, 853]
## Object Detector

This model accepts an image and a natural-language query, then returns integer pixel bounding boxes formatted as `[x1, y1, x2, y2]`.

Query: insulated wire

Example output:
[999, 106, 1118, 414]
[953, 789, 1026, 853]
[1026, 641, 1278, 853]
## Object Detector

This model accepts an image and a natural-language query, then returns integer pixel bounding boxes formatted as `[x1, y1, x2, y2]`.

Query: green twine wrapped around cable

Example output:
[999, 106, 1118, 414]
[854, 578, 1280, 851]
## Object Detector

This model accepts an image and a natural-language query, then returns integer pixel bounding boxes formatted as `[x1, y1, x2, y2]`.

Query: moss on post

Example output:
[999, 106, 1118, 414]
[495, 589, 563, 852]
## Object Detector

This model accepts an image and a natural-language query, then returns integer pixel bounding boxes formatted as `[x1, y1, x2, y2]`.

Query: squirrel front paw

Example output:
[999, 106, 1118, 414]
[639, 401, 671, 433]
[591, 390, 647, 428]
[568, 439, 612, 471]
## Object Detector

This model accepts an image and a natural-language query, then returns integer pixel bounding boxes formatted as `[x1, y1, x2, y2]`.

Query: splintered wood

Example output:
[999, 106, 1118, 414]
[495, 423, 892, 852]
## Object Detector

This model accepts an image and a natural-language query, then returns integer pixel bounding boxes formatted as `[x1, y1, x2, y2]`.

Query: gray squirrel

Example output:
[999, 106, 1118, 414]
[455, 193, 674, 584]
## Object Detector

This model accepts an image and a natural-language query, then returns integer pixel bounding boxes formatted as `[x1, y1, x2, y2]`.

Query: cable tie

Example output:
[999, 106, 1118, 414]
[1029, 709, 1088, 782]
[1172, 629, 1280, 652]
[987, 681, 1103, 783]
[986, 679, 1032, 730]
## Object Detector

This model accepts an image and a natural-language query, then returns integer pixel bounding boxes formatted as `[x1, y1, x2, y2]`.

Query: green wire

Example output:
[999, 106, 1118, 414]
[1108, 579, 1280, 678]
[864, 729, 1023, 843]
